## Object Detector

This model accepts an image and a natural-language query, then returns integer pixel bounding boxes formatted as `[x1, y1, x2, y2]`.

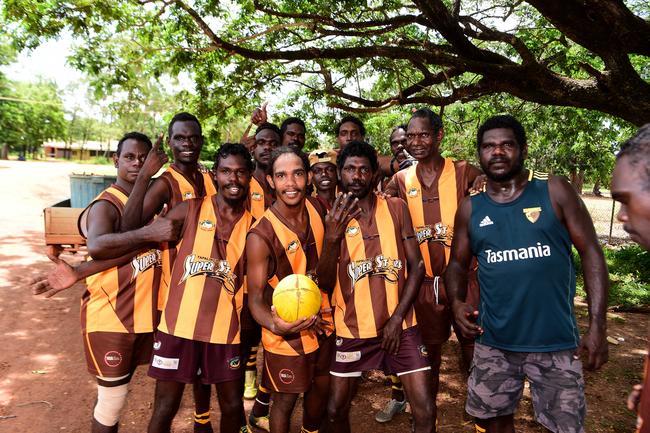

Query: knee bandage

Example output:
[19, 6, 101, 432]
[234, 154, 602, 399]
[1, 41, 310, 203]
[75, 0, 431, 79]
[94, 377, 129, 427]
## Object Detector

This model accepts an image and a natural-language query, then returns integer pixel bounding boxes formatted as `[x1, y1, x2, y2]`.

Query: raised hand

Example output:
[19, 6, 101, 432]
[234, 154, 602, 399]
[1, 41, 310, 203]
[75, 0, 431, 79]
[324, 193, 361, 242]
[240, 123, 256, 152]
[142, 133, 169, 178]
[251, 102, 268, 125]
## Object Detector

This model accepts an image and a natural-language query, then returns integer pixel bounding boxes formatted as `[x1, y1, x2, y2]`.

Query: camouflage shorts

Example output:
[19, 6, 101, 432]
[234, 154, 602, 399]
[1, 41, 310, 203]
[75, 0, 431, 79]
[466, 343, 585, 433]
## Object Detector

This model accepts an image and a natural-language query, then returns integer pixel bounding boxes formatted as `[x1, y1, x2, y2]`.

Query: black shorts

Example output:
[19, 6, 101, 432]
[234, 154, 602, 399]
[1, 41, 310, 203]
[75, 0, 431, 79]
[148, 331, 242, 384]
[329, 326, 430, 377]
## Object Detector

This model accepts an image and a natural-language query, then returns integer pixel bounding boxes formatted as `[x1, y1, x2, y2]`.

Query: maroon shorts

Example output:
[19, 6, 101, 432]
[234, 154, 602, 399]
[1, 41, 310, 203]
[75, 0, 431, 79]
[329, 326, 430, 377]
[262, 334, 335, 394]
[148, 331, 242, 384]
[415, 276, 479, 345]
[83, 331, 153, 378]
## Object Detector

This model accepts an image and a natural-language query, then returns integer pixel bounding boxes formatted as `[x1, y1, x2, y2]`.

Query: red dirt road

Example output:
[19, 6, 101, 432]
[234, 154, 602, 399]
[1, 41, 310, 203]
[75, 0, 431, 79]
[0, 160, 646, 432]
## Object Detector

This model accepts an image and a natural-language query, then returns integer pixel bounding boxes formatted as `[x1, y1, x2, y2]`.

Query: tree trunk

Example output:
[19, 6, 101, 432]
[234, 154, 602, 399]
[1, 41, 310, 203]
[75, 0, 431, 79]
[570, 170, 585, 193]
[1, 144, 8, 160]
[592, 179, 602, 197]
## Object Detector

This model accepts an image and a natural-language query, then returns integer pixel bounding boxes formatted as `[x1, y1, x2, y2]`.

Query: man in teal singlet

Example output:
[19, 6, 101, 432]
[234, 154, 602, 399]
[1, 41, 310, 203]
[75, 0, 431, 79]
[445, 115, 609, 433]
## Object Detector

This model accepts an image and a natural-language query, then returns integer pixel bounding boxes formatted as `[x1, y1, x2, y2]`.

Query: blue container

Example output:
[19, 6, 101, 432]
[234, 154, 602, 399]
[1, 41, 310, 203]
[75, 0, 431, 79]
[70, 174, 118, 208]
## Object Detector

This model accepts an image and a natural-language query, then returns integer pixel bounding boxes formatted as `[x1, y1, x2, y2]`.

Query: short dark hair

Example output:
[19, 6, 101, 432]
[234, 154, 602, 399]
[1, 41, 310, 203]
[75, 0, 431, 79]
[409, 108, 443, 134]
[390, 124, 407, 137]
[337, 140, 379, 173]
[255, 122, 282, 139]
[214, 142, 254, 172]
[168, 112, 202, 138]
[477, 115, 527, 149]
[280, 117, 306, 136]
[117, 131, 152, 156]
[618, 123, 650, 190]
[268, 146, 310, 176]
[335, 115, 366, 137]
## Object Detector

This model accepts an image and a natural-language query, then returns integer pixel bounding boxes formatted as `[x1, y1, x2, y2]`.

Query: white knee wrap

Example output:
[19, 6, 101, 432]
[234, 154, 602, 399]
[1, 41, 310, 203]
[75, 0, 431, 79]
[94, 382, 129, 427]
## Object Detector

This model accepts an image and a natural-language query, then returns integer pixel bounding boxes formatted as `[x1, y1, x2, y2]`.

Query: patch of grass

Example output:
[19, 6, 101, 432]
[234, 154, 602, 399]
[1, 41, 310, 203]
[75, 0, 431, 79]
[574, 244, 650, 310]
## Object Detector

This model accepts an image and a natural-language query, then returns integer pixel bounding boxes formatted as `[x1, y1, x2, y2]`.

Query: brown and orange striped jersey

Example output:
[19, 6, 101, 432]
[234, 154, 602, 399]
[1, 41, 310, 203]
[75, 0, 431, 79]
[248, 197, 331, 356]
[247, 174, 274, 220]
[332, 196, 416, 339]
[386, 159, 473, 277]
[79, 185, 162, 334]
[157, 165, 217, 311]
[158, 195, 253, 344]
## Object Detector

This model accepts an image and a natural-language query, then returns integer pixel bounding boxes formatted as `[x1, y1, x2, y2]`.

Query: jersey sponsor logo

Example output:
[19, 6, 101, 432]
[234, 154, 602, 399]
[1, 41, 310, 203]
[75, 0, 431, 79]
[286, 240, 299, 253]
[523, 207, 542, 223]
[485, 242, 551, 264]
[199, 219, 216, 231]
[104, 351, 122, 367]
[251, 191, 263, 201]
[335, 350, 361, 363]
[130, 249, 162, 281]
[180, 254, 237, 294]
[479, 215, 494, 227]
[415, 223, 453, 245]
[407, 187, 419, 197]
[278, 368, 295, 384]
[152, 355, 179, 370]
[347, 255, 403, 287]
[345, 225, 360, 237]
[183, 191, 195, 199]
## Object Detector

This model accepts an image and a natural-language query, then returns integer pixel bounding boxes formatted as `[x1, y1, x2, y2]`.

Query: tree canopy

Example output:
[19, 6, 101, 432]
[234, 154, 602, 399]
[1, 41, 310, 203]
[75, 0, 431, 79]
[3, 0, 649, 125]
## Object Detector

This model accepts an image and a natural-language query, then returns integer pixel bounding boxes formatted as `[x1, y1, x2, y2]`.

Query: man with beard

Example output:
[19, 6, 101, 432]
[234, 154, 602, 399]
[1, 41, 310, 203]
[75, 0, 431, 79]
[120, 112, 218, 432]
[281, 117, 307, 151]
[146, 143, 254, 433]
[246, 146, 335, 433]
[73, 133, 180, 433]
[318, 141, 434, 433]
[382, 108, 481, 426]
[445, 115, 609, 433]
[612, 125, 650, 433]
[309, 149, 338, 210]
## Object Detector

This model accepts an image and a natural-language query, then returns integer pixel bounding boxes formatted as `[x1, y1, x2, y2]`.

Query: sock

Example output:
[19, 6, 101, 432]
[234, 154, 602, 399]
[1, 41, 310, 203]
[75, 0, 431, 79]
[246, 345, 258, 371]
[251, 385, 271, 417]
[194, 411, 210, 425]
[389, 375, 405, 402]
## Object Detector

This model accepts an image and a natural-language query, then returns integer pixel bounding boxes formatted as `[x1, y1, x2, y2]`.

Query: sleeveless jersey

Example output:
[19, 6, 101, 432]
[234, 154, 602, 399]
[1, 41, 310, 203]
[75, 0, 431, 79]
[247, 175, 273, 220]
[332, 196, 417, 339]
[80, 185, 162, 334]
[157, 165, 216, 311]
[469, 171, 579, 352]
[248, 197, 331, 356]
[390, 159, 472, 277]
[158, 196, 252, 344]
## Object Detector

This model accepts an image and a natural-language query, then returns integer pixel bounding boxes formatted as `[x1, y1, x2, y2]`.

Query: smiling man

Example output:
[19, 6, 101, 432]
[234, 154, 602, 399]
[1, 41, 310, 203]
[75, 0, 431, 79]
[146, 143, 254, 433]
[309, 149, 338, 210]
[445, 115, 609, 433]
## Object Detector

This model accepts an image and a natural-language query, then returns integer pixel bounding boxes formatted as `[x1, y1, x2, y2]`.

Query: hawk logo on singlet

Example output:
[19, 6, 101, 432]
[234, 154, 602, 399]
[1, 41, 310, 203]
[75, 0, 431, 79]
[180, 254, 237, 293]
[347, 255, 403, 287]
[523, 207, 542, 223]
[287, 240, 299, 253]
[251, 191, 263, 201]
[485, 242, 551, 264]
[415, 222, 453, 245]
[130, 249, 162, 281]
[345, 225, 360, 237]
[407, 187, 419, 197]
[199, 219, 215, 231]
[183, 191, 194, 199]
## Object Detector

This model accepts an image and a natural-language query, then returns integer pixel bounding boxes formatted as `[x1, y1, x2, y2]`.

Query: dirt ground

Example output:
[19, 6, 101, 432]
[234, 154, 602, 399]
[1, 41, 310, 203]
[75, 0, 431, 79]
[0, 159, 647, 433]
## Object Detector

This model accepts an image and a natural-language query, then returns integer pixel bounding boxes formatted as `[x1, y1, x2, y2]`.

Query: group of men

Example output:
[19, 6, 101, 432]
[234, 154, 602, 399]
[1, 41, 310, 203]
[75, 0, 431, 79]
[33, 105, 650, 433]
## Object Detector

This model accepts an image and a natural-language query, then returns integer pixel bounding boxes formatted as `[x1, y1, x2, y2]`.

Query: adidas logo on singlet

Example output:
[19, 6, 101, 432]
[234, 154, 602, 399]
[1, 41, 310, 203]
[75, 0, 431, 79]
[485, 242, 551, 263]
[479, 215, 494, 227]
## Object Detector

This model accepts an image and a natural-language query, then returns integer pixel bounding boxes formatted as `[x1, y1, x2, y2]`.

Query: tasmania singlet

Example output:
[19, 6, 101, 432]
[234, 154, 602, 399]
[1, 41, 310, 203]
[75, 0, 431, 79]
[158, 195, 252, 344]
[469, 172, 579, 352]
[157, 165, 216, 311]
[79, 185, 161, 334]
[248, 197, 330, 356]
[332, 196, 416, 339]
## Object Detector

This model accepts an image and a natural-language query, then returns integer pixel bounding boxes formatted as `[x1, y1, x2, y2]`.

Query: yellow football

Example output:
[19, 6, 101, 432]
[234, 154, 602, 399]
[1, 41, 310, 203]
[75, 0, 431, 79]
[272, 274, 322, 323]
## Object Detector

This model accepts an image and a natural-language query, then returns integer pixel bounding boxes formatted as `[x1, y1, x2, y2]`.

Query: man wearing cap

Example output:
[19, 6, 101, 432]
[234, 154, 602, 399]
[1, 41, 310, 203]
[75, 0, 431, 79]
[309, 149, 339, 211]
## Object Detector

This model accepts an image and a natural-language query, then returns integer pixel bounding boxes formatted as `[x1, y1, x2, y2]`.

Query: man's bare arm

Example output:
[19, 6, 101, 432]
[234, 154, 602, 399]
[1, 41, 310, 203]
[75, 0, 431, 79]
[548, 175, 609, 370]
